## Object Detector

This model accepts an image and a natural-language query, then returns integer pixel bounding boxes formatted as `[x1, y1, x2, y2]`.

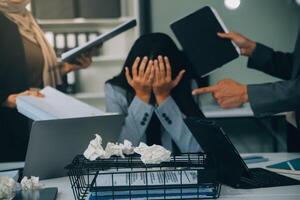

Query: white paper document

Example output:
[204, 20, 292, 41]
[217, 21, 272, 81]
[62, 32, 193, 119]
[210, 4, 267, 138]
[16, 87, 106, 121]
[89, 169, 217, 200]
[96, 170, 198, 187]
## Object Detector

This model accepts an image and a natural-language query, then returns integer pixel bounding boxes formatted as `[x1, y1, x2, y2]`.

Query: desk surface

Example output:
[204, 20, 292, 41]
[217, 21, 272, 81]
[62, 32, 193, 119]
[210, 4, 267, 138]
[201, 103, 286, 118]
[39, 153, 300, 200]
[202, 103, 254, 118]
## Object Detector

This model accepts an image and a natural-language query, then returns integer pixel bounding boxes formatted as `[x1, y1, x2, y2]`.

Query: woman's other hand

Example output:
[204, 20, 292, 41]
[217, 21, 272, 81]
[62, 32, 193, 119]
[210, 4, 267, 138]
[62, 53, 93, 74]
[125, 56, 155, 104]
[153, 56, 185, 105]
[2, 89, 45, 108]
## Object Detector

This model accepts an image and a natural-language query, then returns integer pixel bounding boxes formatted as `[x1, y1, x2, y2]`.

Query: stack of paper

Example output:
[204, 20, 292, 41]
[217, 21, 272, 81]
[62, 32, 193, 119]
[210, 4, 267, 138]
[89, 170, 219, 199]
[16, 87, 105, 121]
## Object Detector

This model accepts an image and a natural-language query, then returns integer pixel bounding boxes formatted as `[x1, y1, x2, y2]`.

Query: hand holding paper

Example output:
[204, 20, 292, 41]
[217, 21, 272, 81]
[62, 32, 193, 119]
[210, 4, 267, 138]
[3, 89, 44, 108]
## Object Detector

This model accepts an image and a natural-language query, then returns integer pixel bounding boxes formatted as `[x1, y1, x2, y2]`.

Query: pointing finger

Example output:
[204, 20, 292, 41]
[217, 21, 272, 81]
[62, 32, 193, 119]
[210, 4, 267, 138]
[192, 85, 218, 95]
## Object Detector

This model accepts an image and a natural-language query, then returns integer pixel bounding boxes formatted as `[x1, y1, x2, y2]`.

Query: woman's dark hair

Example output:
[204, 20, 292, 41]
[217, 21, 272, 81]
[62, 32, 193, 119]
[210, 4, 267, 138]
[107, 32, 204, 118]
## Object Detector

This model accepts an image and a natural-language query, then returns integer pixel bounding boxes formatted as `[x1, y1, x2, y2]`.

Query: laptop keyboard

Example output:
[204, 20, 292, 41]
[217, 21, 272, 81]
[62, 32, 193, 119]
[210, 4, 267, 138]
[242, 168, 300, 188]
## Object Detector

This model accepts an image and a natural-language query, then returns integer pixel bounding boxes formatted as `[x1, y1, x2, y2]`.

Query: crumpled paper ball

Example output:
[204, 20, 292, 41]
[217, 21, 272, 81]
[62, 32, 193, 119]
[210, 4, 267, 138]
[105, 142, 125, 158]
[0, 176, 16, 200]
[84, 134, 107, 160]
[134, 143, 171, 164]
[119, 140, 135, 155]
[21, 176, 40, 191]
[83, 135, 170, 164]
[84, 135, 138, 161]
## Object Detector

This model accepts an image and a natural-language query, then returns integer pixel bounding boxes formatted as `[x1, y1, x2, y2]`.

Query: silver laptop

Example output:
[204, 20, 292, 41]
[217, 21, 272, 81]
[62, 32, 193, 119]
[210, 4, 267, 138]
[23, 114, 123, 180]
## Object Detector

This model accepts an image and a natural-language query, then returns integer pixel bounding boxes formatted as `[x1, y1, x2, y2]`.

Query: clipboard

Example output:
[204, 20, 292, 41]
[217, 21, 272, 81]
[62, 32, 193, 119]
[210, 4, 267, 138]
[61, 19, 137, 63]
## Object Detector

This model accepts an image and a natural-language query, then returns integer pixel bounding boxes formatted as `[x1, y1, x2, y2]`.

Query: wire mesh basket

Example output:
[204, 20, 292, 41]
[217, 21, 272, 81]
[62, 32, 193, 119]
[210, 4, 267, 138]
[66, 153, 221, 200]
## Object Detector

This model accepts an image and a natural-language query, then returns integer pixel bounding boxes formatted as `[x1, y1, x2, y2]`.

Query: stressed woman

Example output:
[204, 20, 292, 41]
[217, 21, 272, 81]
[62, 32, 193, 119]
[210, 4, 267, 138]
[0, 0, 93, 161]
[105, 33, 205, 153]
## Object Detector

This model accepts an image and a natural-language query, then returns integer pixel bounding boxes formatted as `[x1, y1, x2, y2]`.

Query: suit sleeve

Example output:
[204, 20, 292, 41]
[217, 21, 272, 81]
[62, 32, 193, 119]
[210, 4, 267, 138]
[155, 96, 203, 153]
[248, 43, 293, 80]
[105, 83, 155, 146]
[248, 78, 300, 117]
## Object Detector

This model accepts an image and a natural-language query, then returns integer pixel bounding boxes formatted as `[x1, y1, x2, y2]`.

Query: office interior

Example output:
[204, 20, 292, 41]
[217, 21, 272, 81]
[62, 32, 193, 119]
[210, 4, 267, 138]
[1, 0, 300, 199]
[25, 0, 300, 153]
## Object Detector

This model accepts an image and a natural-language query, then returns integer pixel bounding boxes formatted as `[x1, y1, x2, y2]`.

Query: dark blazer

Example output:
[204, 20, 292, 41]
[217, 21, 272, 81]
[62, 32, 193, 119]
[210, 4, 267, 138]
[0, 12, 32, 162]
[247, 30, 300, 129]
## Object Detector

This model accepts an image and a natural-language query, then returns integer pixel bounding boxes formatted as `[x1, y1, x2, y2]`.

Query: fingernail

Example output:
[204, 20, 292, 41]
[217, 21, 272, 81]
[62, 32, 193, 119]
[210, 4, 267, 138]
[144, 56, 148, 60]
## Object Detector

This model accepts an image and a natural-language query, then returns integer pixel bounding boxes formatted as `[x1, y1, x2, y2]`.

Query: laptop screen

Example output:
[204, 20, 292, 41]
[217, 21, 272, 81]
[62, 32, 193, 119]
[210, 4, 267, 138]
[184, 118, 250, 187]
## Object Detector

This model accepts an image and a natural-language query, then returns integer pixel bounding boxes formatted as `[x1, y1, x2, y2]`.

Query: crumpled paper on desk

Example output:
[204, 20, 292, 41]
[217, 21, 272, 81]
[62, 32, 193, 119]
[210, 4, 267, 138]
[84, 134, 107, 160]
[119, 139, 135, 155]
[21, 176, 41, 191]
[84, 135, 137, 161]
[134, 143, 171, 164]
[0, 176, 16, 199]
[105, 142, 125, 158]
[83, 135, 171, 164]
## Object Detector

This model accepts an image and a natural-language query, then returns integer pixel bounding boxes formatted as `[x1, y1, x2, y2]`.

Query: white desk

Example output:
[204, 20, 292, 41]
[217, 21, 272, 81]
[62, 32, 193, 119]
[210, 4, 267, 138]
[202, 103, 254, 118]
[38, 153, 300, 200]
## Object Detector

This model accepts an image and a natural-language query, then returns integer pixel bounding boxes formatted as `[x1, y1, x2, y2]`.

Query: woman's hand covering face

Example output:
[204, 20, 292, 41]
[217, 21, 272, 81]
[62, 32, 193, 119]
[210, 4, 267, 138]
[125, 56, 185, 105]
[152, 56, 185, 105]
[125, 56, 155, 103]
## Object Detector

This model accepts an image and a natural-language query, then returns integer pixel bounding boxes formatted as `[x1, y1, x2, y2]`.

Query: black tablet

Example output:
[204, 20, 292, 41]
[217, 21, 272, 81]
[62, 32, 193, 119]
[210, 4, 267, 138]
[170, 6, 240, 77]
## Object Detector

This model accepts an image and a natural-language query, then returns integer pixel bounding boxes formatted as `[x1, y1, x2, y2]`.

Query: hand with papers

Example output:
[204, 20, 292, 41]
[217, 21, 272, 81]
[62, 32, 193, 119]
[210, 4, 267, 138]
[16, 86, 105, 121]
[2, 89, 44, 108]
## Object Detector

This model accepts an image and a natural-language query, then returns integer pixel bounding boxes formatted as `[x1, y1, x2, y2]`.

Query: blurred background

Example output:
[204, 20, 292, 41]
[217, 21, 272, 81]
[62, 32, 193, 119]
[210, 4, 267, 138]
[30, 0, 300, 153]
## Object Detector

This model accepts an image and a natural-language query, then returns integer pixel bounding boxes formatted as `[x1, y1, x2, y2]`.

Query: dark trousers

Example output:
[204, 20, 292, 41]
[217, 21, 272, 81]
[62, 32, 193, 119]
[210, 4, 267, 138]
[0, 108, 30, 162]
[287, 123, 300, 152]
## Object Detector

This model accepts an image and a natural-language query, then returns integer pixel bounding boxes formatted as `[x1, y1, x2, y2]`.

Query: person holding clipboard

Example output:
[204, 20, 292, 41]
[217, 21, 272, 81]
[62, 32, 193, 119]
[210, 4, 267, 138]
[0, 0, 93, 162]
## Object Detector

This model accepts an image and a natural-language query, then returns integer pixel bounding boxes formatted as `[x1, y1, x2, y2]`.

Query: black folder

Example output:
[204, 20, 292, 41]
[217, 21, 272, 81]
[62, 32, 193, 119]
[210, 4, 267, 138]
[170, 6, 240, 77]
[61, 19, 136, 64]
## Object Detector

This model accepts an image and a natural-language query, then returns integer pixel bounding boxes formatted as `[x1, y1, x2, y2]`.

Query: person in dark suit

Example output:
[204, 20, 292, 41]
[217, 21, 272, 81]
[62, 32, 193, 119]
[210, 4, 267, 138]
[0, 0, 93, 161]
[192, 30, 300, 152]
